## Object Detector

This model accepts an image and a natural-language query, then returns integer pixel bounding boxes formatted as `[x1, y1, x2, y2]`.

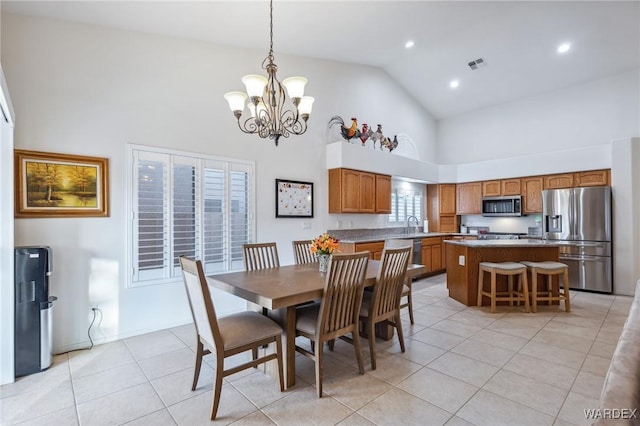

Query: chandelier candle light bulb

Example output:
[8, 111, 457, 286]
[223, 0, 314, 146]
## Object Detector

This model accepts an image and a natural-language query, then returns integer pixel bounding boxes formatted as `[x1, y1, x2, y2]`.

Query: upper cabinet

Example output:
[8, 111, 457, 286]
[502, 178, 522, 196]
[544, 173, 574, 189]
[328, 168, 391, 214]
[427, 184, 458, 232]
[456, 182, 482, 215]
[375, 174, 392, 214]
[544, 170, 609, 190]
[482, 180, 501, 197]
[482, 178, 521, 197]
[522, 176, 543, 213]
[574, 169, 610, 187]
[439, 184, 456, 215]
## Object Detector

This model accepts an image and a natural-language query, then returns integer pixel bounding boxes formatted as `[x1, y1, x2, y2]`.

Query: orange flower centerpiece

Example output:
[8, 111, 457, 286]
[310, 233, 339, 272]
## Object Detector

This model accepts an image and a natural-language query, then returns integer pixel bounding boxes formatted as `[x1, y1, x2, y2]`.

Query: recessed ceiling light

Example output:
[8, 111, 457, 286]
[405, 40, 415, 49]
[557, 43, 571, 54]
[449, 80, 460, 89]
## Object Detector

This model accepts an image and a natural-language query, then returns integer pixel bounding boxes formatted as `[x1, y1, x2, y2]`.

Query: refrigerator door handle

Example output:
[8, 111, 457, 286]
[560, 254, 609, 262]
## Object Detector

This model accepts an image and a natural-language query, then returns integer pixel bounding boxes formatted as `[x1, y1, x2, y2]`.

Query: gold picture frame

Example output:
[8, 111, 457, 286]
[15, 149, 110, 218]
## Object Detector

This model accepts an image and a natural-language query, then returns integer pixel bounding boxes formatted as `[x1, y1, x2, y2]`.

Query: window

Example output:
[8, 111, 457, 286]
[128, 145, 254, 287]
[389, 181, 424, 224]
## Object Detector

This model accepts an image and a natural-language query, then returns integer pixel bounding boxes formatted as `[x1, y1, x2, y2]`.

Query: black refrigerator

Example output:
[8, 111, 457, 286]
[14, 246, 56, 377]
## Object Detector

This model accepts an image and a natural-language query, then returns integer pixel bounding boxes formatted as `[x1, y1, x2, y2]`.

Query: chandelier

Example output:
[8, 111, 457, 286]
[224, 0, 314, 146]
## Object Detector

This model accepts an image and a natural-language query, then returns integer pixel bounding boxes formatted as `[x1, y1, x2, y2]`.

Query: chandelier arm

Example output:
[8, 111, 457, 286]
[280, 109, 307, 135]
[237, 116, 261, 135]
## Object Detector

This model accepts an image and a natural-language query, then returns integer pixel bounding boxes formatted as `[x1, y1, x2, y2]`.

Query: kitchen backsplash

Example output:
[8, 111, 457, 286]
[460, 214, 542, 234]
[327, 227, 424, 241]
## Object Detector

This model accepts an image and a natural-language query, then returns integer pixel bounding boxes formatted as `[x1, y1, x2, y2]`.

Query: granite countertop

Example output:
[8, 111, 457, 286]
[338, 232, 463, 244]
[444, 239, 559, 248]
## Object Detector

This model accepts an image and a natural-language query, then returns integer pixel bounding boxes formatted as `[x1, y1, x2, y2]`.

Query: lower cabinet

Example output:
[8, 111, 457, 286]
[342, 237, 453, 274]
[421, 237, 442, 273]
[339, 241, 384, 260]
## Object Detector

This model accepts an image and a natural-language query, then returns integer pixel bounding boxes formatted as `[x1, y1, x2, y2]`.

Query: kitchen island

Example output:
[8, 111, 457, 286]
[445, 239, 560, 306]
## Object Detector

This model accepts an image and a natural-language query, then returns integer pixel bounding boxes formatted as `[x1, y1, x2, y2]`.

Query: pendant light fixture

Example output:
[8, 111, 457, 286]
[224, 0, 314, 146]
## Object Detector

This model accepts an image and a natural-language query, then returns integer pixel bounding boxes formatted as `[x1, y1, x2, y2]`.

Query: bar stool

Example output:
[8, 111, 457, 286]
[477, 262, 530, 313]
[520, 261, 570, 313]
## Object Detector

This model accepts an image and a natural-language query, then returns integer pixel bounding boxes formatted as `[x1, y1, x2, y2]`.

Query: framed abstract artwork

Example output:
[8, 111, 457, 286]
[275, 179, 313, 218]
[15, 149, 110, 218]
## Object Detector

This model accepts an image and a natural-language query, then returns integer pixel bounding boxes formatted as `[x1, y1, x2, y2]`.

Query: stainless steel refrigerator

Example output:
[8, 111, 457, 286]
[542, 186, 612, 293]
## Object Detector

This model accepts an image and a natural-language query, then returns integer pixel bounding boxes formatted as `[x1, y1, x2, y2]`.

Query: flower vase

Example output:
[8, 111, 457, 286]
[318, 254, 330, 273]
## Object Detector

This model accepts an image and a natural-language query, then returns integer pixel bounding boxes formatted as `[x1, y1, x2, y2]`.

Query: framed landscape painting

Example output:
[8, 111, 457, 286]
[15, 149, 110, 218]
[275, 179, 313, 218]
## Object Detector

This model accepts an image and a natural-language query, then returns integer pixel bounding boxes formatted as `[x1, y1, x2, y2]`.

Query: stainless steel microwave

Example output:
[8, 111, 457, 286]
[481, 196, 522, 216]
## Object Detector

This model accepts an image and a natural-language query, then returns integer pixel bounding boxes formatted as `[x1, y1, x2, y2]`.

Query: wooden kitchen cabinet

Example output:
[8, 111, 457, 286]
[544, 173, 574, 189]
[375, 174, 392, 213]
[483, 179, 521, 197]
[522, 176, 543, 213]
[574, 169, 609, 187]
[456, 182, 482, 215]
[502, 178, 522, 195]
[328, 168, 391, 214]
[339, 241, 385, 260]
[421, 237, 442, 273]
[427, 184, 458, 232]
[482, 180, 501, 197]
[439, 184, 456, 215]
[359, 172, 376, 213]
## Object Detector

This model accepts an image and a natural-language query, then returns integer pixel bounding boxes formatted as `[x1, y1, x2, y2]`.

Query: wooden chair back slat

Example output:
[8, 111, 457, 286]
[292, 240, 317, 264]
[371, 247, 412, 319]
[318, 252, 369, 336]
[243, 242, 280, 271]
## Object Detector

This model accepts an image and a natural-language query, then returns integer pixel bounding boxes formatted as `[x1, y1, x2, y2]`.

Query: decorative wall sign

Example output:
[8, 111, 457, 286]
[275, 179, 313, 218]
[15, 149, 110, 218]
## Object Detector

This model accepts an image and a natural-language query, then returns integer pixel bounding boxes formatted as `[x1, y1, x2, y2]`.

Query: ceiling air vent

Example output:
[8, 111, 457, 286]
[468, 58, 486, 70]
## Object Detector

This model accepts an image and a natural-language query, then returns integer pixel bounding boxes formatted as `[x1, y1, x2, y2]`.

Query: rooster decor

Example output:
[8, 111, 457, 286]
[329, 116, 360, 143]
[359, 123, 373, 146]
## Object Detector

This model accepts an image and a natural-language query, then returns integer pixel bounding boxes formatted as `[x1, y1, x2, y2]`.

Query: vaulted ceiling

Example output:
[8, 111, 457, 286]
[4, 1, 639, 119]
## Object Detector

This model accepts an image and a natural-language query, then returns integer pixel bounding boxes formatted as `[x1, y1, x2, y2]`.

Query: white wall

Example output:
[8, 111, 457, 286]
[0, 13, 437, 355]
[437, 69, 639, 165]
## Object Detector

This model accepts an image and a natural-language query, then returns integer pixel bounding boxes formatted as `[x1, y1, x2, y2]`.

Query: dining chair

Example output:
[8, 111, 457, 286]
[359, 246, 411, 370]
[384, 239, 415, 324]
[294, 252, 370, 397]
[292, 239, 317, 264]
[179, 256, 285, 420]
[243, 242, 280, 270]
[243, 242, 280, 315]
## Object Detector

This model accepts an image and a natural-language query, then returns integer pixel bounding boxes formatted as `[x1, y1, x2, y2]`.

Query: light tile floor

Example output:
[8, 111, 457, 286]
[1, 274, 632, 426]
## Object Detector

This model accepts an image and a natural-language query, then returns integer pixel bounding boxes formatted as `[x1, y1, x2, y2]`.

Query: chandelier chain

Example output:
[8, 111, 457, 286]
[265, 0, 275, 68]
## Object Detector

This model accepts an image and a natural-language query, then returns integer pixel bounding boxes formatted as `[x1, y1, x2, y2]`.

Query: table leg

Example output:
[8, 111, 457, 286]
[285, 306, 296, 389]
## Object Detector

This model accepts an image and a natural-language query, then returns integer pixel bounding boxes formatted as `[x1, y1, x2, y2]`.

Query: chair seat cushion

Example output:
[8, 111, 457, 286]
[480, 261, 525, 271]
[219, 311, 283, 351]
[295, 303, 321, 335]
[520, 261, 568, 270]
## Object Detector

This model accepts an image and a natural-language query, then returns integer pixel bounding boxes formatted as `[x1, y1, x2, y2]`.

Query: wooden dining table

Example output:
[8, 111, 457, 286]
[207, 260, 426, 388]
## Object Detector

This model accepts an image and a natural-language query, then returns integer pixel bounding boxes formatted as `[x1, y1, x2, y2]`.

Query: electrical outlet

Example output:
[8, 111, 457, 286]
[458, 255, 465, 266]
[302, 221, 311, 229]
[336, 220, 342, 228]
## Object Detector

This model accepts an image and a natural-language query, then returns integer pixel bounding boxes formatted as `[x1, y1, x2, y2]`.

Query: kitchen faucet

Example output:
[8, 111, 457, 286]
[406, 215, 420, 234]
